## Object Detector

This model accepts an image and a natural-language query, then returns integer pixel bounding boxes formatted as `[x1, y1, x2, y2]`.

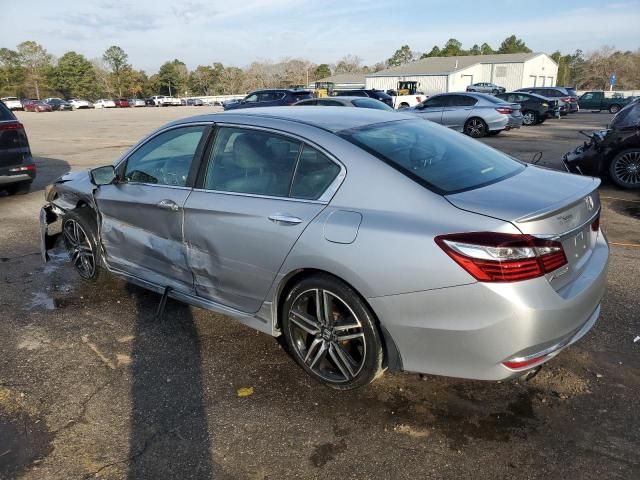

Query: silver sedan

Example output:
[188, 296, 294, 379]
[408, 92, 523, 137]
[41, 108, 608, 389]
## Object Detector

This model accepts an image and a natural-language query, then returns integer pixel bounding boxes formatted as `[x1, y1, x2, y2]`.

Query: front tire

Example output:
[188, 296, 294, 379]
[609, 104, 621, 114]
[62, 208, 101, 280]
[281, 274, 384, 390]
[522, 110, 538, 126]
[464, 117, 488, 138]
[609, 149, 640, 190]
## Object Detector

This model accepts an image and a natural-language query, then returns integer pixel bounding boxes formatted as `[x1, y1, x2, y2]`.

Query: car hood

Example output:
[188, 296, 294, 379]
[445, 165, 600, 235]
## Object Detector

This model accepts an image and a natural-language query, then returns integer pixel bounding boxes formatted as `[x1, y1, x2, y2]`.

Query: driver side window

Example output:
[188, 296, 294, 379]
[123, 126, 206, 186]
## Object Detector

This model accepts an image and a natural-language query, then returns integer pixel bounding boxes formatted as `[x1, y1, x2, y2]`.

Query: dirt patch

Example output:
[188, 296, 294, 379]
[309, 439, 346, 467]
[610, 199, 640, 221]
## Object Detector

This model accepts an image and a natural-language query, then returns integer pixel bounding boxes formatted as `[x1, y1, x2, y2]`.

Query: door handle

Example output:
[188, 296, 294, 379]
[156, 199, 180, 211]
[268, 214, 303, 225]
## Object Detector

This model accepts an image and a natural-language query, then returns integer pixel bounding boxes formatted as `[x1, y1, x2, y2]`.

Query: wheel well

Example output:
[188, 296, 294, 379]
[275, 268, 403, 371]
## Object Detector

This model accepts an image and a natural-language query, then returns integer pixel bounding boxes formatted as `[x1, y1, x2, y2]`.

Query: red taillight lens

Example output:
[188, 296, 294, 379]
[495, 107, 513, 114]
[0, 122, 24, 131]
[435, 232, 568, 283]
[416, 96, 422, 102]
[591, 213, 600, 232]
[560, 96, 572, 102]
[503, 355, 547, 369]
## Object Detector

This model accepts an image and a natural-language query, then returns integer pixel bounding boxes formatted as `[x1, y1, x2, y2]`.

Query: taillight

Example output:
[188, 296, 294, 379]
[0, 122, 24, 131]
[416, 96, 422, 102]
[560, 96, 572, 102]
[495, 107, 513, 114]
[503, 355, 547, 369]
[591, 213, 600, 232]
[435, 232, 567, 282]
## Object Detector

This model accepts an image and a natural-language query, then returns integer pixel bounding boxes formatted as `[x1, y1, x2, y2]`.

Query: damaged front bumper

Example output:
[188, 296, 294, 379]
[40, 203, 63, 262]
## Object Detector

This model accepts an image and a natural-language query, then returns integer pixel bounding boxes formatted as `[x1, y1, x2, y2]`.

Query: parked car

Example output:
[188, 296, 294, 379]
[224, 89, 313, 110]
[40, 108, 608, 389]
[564, 101, 640, 189]
[466, 82, 506, 94]
[94, 99, 116, 109]
[578, 91, 631, 114]
[516, 87, 579, 114]
[408, 92, 522, 137]
[69, 99, 93, 109]
[186, 98, 204, 106]
[114, 98, 130, 108]
[384, 81, 426, 109]
[293, 96, 394, 111]
[128, 98, 146, 107]
[0, 100, 35, 194]
[149, 95, 181, 106]
[1, 97, 24, 111]
[23, 100, 53, 113]
[334, 89, 394, 108]
[44, 98, 73, 111]
[496, 92, 559, 125]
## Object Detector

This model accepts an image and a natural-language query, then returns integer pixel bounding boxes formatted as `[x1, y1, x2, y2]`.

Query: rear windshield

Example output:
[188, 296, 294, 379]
[0, 102, 15, 121]
[566, 88, 577, 96]
[339, 119, 524, 194]
[480, 95, 508, 105]
[352, 98, 393, 111]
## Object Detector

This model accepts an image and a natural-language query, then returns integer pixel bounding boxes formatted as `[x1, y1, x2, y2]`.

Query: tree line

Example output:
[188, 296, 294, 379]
[1, 37, 638, 100]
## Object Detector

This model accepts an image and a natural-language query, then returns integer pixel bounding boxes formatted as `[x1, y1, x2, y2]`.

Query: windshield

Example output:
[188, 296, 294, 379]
[352, 98, 393, 111]
[339, 119, 524, 194]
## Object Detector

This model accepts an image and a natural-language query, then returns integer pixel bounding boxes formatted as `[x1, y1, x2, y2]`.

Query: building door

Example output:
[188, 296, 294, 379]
[528, 75, 537, 87]
[539, 76, 546, 86]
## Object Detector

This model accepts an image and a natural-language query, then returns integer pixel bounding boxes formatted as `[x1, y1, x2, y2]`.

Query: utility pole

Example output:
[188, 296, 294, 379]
[168, 80, 172, 97]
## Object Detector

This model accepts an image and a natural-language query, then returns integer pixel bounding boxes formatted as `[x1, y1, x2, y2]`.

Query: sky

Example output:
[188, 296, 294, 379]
[1, 0, 639, 73]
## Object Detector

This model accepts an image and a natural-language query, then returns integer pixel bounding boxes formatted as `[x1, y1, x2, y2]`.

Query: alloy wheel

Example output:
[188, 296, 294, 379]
[613, 151, 640, 187]
[523, 112, 536, 125]
[287, 288, 366, 383]
[63, 219, 96, 279]
[465, 119, 486, 138]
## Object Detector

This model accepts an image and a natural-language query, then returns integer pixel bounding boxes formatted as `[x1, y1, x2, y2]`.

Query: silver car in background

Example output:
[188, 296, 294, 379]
[466, 82, 506, 94]
[41, 108, 608, 390]
[408, 92, 523, 137]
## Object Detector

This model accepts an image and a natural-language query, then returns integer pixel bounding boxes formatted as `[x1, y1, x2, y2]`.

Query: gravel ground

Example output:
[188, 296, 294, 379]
[0, 108, 638, 479]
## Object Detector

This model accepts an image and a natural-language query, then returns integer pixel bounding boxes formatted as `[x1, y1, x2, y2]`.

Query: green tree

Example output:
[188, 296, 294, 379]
[386, 45, 414, 67]
[469, 44, 481, 55]
[480, 43, 494, 55]
[497, 35, 531, 54]
[314, 63, 331, 80]
[0, 48, 24, 96]
[420, 46, 441, 59]
[102, 46, 129, 97]
[17, 41, 53, 99]
[157, 59, 189, 96]
[189, 65, 215, 95]
[440, 38, 466, 56]
[51, 51, 97, 99]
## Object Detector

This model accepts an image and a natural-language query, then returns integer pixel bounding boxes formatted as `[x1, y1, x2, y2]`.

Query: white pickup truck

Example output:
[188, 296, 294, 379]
[1, 97, 23, 111]
[150, 95, 181, 106]
[386, 81, 427, 109]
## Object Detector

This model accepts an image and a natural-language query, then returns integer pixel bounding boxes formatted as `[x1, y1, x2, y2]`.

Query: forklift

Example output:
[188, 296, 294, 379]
[314, 81, 335, 98]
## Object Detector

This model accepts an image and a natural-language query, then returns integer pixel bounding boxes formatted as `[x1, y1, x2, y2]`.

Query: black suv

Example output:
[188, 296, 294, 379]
[0, 101, 35, 195]
[224, 89, 313, 110]
[496, 92, 560, 125]
[334, 89, 394, 108]
[515, 87, 578, 114]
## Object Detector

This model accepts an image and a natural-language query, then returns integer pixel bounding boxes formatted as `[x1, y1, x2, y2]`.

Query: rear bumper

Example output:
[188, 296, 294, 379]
[0, 168, 35, 185]
[369, 231, 609, 380]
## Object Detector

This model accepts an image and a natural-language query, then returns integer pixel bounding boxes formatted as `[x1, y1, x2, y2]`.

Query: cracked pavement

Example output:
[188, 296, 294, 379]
[0, 108, 638, 479]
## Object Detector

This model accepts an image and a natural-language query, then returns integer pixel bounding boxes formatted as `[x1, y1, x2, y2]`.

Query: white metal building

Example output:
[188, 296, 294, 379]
[308, 73, 366, 91]
[366, 53, 558, 95]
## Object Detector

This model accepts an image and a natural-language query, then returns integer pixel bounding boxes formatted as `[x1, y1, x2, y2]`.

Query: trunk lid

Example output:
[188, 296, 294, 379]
[446, 166, 601, 289]
[0, 120, 31, 169]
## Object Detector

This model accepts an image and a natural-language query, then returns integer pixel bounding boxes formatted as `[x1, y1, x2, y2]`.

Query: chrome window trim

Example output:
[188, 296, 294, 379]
[201, 122, 347, 203]
[112, 122, 212, 188]
[191, 187, 327, 204]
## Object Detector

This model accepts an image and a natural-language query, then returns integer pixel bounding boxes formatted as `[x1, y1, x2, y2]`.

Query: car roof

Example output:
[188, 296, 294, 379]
[169, 106, 414, 133]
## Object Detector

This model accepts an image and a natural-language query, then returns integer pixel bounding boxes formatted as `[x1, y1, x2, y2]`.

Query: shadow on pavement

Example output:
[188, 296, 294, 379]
[127, 284, 215, 479]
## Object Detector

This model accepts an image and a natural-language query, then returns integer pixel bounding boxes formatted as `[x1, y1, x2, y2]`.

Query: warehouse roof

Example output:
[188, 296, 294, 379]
[368, 52, 546, 77]
[316, 73, 367, 84]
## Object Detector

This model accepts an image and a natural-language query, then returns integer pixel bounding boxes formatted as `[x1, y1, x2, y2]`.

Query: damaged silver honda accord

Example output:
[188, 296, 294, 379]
[41, 107, 609, 389]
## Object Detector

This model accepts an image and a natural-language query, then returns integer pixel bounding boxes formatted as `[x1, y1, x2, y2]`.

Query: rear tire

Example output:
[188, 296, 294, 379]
[609, 149, 640, 190]
[609, 104, 621, 114]
[399, 102, 410, 109]
[464, 117, 488, 138]
[62, 208, 101, 281]
[281, 274, 384, 390]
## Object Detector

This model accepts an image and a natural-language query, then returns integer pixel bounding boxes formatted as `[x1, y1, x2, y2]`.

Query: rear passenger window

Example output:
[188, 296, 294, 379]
[204, 127, 301, 197]
[290, 146, 340, 200]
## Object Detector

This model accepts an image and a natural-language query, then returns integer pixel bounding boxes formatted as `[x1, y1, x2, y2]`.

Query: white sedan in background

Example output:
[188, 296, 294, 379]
[69, 99, 93, 109]
[94, 99, 116, 109]
[1, 97, 24, 110]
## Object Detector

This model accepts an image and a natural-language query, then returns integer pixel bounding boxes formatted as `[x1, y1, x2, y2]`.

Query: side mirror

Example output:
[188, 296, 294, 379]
[90, 165, 116, 186]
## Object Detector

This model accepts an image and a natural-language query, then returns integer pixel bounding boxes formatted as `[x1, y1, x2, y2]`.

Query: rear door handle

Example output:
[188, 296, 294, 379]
[156, 199, 180, 211]
[268, 214, 302, 225]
